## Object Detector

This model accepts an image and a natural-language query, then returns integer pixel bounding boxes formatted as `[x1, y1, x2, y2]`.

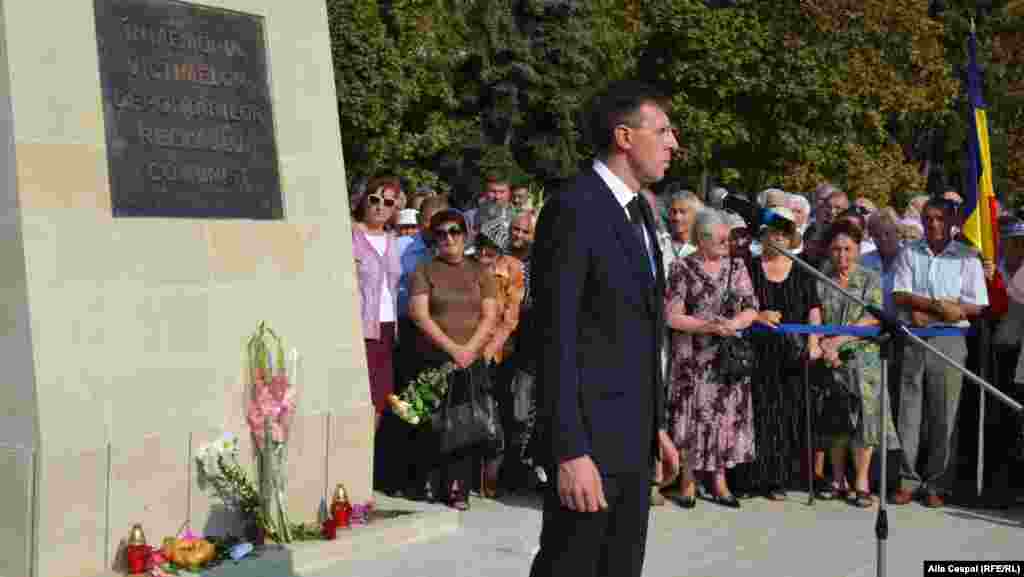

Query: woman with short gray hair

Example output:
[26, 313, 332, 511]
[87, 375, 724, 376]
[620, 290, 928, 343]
[665, 208, 760, 509]
[658, 190, 702, 273]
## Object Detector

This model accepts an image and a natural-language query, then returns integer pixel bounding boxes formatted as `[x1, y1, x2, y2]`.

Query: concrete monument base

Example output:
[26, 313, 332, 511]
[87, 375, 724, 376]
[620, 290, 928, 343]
[0, 1, 371, 576]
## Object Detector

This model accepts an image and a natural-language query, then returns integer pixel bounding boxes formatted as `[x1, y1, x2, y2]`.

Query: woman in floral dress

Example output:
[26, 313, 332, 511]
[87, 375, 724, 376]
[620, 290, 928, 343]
[813, 220, 900, 507]
[666, 209, 760, 509]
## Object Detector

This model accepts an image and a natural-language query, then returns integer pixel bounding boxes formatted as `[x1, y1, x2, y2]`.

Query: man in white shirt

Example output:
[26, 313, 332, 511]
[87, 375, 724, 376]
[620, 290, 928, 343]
[890, 197, 989, 508]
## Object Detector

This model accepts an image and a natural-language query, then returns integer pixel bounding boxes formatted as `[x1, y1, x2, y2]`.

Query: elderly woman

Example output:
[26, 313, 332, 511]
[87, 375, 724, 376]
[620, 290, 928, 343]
[660, 189, 703, 269]
[474, 219, 525, 497]
[666, 209, 760, 509]
[352, 177, 403, 427]
[862, 208, 902, 314]
[738, 207, 822, 500]
[813, 220, 899, 507]
[409, 209, 498, 510]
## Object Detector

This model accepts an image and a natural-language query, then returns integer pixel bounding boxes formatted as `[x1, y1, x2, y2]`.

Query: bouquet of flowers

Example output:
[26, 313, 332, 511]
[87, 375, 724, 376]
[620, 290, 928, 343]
[387, 362, 456, 427]
[244, 321, 297, 543]
[194, 432, 267, 538]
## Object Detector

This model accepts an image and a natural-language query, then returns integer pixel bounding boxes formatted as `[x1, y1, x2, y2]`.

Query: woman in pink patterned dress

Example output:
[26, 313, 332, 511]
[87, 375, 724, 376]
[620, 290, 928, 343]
[665, 209, 760, 509]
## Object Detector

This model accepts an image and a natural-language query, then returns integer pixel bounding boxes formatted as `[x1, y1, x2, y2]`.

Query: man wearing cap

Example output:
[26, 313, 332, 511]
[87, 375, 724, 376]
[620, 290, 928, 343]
[396, 209, 420, 238]
[891, 197, 989, 508]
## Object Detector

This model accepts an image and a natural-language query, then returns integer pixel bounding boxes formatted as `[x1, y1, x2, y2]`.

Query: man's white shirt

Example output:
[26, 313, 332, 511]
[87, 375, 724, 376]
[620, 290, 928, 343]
[891, 238, 988, 328]
[594, 159, 655, 276]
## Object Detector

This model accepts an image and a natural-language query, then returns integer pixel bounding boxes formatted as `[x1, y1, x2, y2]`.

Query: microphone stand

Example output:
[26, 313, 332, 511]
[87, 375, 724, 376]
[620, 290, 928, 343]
[761, 239, 1023, 577]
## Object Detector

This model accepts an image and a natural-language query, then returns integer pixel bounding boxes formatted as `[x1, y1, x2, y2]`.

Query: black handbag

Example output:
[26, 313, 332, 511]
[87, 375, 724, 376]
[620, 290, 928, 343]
[810, 359, 861, 438]
[431, 361, 504, 456]
[717, 258, 755, 381]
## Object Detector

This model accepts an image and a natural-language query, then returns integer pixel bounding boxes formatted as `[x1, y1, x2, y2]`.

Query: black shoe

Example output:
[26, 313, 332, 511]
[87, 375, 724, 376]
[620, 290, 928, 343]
[711, 493, 741, 509]
[814, 478, 836, 500]
[669, 494, 697, 509]
[408, 481, 435, 503]
[764, 486, 787, 501]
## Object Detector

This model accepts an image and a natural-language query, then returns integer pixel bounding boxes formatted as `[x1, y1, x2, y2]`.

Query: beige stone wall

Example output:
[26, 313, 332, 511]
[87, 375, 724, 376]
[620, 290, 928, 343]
[0, 1, 370, 576]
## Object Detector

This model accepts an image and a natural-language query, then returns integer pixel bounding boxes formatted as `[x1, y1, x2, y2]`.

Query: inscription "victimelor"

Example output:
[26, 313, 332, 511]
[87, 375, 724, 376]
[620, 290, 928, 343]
[128, 56, 249, 88]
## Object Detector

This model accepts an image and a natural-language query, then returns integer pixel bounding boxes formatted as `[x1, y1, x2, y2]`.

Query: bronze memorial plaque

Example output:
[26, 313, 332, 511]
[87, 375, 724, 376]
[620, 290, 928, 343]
[94, 0, 282, 218]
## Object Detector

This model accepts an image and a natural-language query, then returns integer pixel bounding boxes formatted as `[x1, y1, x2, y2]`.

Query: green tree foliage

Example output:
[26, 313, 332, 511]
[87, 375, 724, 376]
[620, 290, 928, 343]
[327, 0, 473, 192]
[328, 0, 1020, 210]
[328, 0, 641, 198]
[638, 0, 945, 206]
[936, 1, 1024, 207]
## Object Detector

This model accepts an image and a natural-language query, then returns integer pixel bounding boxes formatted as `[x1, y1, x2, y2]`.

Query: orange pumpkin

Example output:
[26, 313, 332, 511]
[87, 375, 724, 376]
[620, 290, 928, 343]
[167, 538, 216, 570]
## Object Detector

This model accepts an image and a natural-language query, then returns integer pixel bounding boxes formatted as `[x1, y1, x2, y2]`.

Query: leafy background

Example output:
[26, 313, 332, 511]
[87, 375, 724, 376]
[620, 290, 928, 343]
[328, 0, 1023, 211]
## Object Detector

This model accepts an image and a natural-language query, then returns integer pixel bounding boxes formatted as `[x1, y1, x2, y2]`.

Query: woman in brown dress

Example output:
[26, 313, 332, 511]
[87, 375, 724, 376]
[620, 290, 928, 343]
[666, 209, 760, 509]
[409, 209, 498, 509]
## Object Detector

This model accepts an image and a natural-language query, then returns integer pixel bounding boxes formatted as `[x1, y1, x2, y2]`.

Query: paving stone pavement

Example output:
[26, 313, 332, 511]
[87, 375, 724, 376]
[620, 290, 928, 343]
[309, 492, 1023, 577]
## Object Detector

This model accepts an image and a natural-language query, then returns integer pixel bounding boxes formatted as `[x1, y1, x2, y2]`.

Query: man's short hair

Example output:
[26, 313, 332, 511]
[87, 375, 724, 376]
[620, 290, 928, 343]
[829, 189, 851, 205]
[923, 196, 959, 220]
[418, 195, 450, 225]
[825, 219, 864, 247]
[589, 80, 671, 155]
[484, 174, 511, 188]
[512, 208, 538, 229]
[870, 207, 900, 230]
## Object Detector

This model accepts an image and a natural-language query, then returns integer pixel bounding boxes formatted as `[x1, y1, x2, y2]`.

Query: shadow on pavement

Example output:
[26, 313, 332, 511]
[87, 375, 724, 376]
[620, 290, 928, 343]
[491, 491, 545, 511]
[943, 506, 1024, 529]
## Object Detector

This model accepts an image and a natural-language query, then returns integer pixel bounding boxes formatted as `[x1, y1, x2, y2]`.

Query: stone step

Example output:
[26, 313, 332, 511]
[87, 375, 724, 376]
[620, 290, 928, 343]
[93, 493, 460, 577]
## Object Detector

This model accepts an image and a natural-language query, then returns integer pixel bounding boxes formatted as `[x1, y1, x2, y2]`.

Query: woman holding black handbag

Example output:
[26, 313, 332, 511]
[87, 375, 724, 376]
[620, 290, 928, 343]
[738, 207, 823, 501]
[812, 220, 900, 508]
[665, 209, 760, 509]
[409, 209, 498, 510]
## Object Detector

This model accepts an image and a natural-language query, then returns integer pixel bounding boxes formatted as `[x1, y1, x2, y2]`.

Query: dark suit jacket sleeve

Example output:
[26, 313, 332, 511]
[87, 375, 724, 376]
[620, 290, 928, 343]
[532, 192, 591, 464]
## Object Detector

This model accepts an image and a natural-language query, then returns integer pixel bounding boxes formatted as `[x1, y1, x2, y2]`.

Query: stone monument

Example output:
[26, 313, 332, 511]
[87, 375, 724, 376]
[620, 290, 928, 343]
[0, 0, 371, 575]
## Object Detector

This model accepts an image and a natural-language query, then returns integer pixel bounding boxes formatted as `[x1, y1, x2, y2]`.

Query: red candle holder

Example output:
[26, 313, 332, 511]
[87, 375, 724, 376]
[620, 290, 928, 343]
[321, 518, 337, 540]
[126, 544, 149, 575]
[332, 500, 352, 529]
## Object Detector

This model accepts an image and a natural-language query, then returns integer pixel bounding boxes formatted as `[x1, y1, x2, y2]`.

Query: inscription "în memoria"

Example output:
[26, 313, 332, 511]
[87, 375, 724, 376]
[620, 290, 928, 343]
[95, 0, 281, 219]
[121, 21, 247, 58]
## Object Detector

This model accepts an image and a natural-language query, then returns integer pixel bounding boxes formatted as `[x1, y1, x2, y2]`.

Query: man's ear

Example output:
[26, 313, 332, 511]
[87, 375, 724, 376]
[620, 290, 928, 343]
[613, 124, 632, 152]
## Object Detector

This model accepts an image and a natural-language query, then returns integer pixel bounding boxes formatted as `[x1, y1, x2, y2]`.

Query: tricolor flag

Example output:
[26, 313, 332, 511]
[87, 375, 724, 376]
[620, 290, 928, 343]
[962, 25, 999, 261]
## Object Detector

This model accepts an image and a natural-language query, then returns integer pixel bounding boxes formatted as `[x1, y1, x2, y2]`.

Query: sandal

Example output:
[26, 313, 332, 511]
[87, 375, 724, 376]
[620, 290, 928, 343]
[448, 481, 470, 511]
[850, 490, 874, 509]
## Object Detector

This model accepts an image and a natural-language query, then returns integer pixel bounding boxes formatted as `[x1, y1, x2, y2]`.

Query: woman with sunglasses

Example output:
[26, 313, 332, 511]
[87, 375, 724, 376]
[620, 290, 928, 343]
[409, 209, 498, 510]
[352, 177, 403, 428]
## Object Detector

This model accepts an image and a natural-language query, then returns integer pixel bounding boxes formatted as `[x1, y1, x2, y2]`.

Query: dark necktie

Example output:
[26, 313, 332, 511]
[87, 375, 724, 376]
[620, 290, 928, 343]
[627, 196, 653, 274]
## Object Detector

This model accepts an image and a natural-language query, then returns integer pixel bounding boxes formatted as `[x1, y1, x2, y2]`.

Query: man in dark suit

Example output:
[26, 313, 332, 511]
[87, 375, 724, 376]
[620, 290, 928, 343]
[528, 81, 681, 577]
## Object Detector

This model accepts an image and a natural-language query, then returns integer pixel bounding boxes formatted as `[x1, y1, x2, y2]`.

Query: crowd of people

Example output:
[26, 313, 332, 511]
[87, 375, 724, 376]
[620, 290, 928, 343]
[350, 156, 1024, 516]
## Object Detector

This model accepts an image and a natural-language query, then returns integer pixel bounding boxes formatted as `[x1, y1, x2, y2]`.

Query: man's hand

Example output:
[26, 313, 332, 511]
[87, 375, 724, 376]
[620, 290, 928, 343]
[657, 430, 680, 486]
[935, 299, 963, 323]
[557, 455, 608, 513]
[911, 309, 940, 328]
